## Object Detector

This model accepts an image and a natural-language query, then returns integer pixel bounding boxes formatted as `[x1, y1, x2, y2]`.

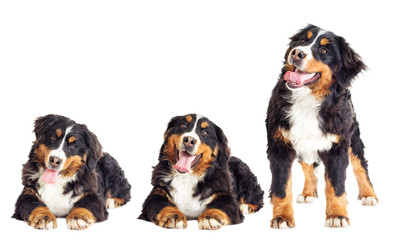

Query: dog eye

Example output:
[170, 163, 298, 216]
[49, 135, 57, 142]
[201, 129, 208, 136]
[69, 143, 76, 149]
[320, 48, 328, 54]
[181, 123, 187, 129]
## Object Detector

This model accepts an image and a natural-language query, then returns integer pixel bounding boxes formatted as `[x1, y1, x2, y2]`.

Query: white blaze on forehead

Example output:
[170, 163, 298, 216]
[180, 114, 203, 155]
[288, 29, 327, 70]
[48, 125, 74, 164]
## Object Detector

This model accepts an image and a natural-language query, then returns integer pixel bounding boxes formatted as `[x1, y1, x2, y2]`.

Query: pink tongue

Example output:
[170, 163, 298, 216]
[42, 169, 59, 184]
[284, 71, 301, 85]
[174, 151, 196, 173]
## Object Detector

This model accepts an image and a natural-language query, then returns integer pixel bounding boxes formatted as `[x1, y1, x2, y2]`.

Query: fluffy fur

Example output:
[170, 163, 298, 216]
[266, 25, 378, 228]
[13, 114, 131, 230]
[139, 114, 264, 230]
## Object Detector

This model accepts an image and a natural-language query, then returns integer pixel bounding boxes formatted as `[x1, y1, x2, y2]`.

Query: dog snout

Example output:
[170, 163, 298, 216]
[49, 156, 62, 169]
[291, 49, 306, 63]
[183, 136, 197, 149]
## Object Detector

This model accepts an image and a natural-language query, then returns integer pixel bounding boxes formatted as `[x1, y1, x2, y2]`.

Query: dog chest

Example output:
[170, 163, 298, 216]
[285, 87, 338, 165]
[169, 172, 212, 219]
[37, 173, 82, 217]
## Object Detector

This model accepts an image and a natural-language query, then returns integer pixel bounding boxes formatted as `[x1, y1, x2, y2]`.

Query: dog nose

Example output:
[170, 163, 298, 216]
[49, 156, 62, 168]
[183, 136, 197, 149]
[291, 49, 306, 62]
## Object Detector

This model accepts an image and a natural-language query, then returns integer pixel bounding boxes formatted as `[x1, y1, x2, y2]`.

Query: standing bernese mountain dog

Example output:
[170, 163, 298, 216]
[139, 114, 264, 230]
[266, 25, 378, 228]
[12, 114, 131, 230]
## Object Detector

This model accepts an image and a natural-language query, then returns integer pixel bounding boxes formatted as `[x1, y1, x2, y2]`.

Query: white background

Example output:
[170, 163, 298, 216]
[1, 0, 400, 239]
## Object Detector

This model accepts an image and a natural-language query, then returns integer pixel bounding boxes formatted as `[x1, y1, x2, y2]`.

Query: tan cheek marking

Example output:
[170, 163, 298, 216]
[192, 145, 217, 176]
[304, 58, 334, 99]
[34, 144, 51, 167]
[163, 134, 182, 163]
[60, 155, 84, 177]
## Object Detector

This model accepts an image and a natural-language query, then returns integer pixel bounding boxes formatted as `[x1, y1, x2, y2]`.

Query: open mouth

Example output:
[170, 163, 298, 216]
[174, 150, 202, 174]
[284, 68, 321, 88]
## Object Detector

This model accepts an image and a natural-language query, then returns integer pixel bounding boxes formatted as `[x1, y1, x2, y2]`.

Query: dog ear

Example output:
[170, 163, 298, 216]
[335, 36, 367, 87]
[82, 126, 103, 170]
[34, 114, 59, 137]
[163, 116, 181, 139]
[213, 123, 231, 168]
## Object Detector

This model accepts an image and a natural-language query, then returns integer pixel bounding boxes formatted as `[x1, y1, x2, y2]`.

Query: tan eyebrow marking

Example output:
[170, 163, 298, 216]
[320, 38, 330, 45]
[307, 31, 313, 39]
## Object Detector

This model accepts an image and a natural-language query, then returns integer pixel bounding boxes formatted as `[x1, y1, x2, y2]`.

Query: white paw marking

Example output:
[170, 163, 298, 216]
[271, 218, 294, 229]
[198, 218, 225, 230]
[33, 219, 56, 230]
[67, 218, 93, 230]
[325, 217, 349, 228]
[106, 198, 116, 209]
[240, 204, 250, 214]
[361, 196, 378, 206]
[296, 194, 315, 203]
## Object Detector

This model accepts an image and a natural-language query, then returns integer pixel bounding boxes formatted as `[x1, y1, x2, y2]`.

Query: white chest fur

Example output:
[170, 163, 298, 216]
[37, 172, 82, 217]
[169, 172, 212, 219]
[285, 87, 338, 165]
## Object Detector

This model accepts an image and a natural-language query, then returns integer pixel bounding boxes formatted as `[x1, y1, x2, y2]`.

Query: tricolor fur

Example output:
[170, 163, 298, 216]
[139, 114, 264, 230]
[12, 114, 131, 230]
[266, 25, 378, 228]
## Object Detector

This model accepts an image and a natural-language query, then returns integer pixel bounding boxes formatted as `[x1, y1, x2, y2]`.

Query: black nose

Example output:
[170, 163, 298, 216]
[49, 156, 62, 168]
[183, 136, 197, 149]
[291, 49, 306, 62]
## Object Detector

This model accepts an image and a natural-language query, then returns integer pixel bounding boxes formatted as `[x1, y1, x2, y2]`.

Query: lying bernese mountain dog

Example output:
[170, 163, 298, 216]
[266, 25, 378, 228]
[12, 114, 131, 230]
[139, 114, 264, 230]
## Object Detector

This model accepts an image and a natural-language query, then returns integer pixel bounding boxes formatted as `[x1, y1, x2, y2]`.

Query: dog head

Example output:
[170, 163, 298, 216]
[161, 114, 230, 175]
[283, 24, 366, 97]
[33, 114, 102, 183]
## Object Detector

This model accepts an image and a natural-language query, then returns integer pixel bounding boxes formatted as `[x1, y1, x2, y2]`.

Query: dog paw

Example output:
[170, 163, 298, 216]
[66, 208, 95, 230]
[271, 217, 295, 229]
[155, 206, 187, 229]
[198, 209, 230, 230]
[28, 207, 57, 230]
[239, 203, 259, 214]
[296, 194, 316, 203]
[106, 197, 125, 209]
[325, 216, 350, 228]
[360, 196, 378, 206]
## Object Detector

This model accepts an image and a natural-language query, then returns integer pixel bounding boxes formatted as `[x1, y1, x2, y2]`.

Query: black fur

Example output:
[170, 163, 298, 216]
[12, 114, 131, 229]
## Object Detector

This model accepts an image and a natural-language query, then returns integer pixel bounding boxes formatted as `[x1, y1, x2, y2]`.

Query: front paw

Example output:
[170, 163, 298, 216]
[271, 216, 295, 229]
[155, 206, 187, 229]
[198, 209, 230, 230]
[325, 216, 350, 228]
[359, 196, 378, 206]
[28, 206, 57, 230]
[66, 208, 96, 230]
